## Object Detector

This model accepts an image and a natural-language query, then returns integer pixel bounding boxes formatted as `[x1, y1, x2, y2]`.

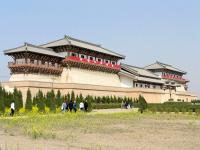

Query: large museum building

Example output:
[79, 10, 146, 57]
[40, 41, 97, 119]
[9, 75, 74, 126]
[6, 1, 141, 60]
[2, 35, 197, 103]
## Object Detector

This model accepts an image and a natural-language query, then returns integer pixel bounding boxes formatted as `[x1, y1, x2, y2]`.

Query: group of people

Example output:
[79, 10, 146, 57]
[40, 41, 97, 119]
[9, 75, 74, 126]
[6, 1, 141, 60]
[61, 100, 88, 113]
[121, 101, 132, 109]
[8, 99, 88, 117]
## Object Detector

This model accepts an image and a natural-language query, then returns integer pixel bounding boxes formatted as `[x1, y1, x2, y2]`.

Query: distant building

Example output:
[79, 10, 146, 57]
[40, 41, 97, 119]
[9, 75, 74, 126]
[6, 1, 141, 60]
[2, 35, 197, 103]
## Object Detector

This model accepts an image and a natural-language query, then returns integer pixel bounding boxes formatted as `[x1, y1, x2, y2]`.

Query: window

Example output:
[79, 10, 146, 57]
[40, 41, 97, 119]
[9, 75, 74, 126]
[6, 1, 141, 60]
[34, 60, 38, 64]
[89, 57, 93, 60]
[38, 60, 41, 65]
[140, 84, 143, 88]
[71, 53, 76, 57]
[105, 60, 109, 63]
[16, 58, 25, 64]
[81, 55, 85, 59]
[97, 58, 102, 62]
[112, 61, 116, 65]
[30, 59, 34, 64]
[153, 85, 156, 89]
[135, 84, 138, 87]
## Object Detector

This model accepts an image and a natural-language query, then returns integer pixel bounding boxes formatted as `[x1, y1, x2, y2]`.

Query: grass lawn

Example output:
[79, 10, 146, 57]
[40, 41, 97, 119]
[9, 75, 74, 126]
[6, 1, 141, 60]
[0, 111, 200, 150]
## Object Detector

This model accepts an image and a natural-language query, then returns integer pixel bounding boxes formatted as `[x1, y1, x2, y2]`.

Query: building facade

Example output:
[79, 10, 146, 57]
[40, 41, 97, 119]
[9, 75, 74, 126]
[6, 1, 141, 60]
[2, 36, 198, 103]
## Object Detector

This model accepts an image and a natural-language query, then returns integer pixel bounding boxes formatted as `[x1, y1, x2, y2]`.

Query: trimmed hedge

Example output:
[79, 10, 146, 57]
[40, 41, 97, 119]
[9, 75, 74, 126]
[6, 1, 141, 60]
[148, 102, 200, 113]
[92, 102, 140, 109]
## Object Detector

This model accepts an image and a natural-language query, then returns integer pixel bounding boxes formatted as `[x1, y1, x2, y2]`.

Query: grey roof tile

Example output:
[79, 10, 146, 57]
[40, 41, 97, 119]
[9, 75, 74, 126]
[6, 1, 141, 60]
[4, 43, 64, 58]
[41, 35, 125, 59]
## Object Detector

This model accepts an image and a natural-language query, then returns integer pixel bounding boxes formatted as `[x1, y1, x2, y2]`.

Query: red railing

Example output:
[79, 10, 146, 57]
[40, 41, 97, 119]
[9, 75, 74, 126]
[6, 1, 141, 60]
[64, 56, 121, 70]
[162, 74, 186, 82]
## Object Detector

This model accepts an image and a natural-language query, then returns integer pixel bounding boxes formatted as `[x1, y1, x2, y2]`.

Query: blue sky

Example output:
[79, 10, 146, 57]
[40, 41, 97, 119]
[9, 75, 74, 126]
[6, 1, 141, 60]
[0, 0, 199, 97]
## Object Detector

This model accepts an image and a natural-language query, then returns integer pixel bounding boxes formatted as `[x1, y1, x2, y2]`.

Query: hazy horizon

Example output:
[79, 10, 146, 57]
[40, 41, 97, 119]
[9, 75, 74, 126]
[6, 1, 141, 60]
[0, 0, 199, 97]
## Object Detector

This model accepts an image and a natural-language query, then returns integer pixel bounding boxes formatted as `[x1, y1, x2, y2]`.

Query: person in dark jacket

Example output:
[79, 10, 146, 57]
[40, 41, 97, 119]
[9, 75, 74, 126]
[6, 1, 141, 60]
[73, 100, 77, 113]
[69, 100, 73, 112]
[84, 100, 89, 112]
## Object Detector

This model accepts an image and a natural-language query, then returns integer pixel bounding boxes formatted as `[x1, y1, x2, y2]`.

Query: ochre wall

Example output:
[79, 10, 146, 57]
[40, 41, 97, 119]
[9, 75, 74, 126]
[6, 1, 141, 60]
[2, 81, 198, 104]
[9, 67, 121, 87]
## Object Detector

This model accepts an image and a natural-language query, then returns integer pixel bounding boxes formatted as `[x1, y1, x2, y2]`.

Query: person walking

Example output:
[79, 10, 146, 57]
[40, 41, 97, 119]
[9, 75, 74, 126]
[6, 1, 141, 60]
[69, 100, 73, 112]
[73, 100, 77, 113]
[84, 100, 88, 112]
[10, 101, 15, 116]
[79, 101, 84, 111]
[61, 101, 67, 112]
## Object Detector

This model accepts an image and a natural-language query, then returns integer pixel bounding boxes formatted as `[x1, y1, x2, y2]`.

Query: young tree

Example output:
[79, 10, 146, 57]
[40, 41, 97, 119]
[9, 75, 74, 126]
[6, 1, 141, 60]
[37, 90, 45, 112]
[0, 87, 5, 114]
[138, 95, 147, 113]
[71, 91, 75, 101]
[66, 92, 70, 101]
[13, 88, 20, 111]
[79, 93, 84, 102]
[33, 96, 38, 106]
[18, 90, 23, 109]
[49, 90, 56, 112]
[25, 89, 32, 111]
[85, 95, 93, 112]
[55, 90, 62, 108]
[0, 97, 5, 114]
[46, 91, 51, 108]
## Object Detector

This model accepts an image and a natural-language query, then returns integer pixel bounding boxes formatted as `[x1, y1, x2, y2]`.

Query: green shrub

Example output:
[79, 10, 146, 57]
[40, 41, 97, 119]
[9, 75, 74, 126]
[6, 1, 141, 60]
[85, 95, 93, 112]
[13, 88, 23, 111]
[195, 109, 200, 115]
[138, 95, 147, 113]
[150, 106, 157, 113]
[49, 90, 56, 113]
[55, 90, 62, 108]
[0, 98, 5, 114]
[37, 90, 45, 113]
[25, 89, 32, 112]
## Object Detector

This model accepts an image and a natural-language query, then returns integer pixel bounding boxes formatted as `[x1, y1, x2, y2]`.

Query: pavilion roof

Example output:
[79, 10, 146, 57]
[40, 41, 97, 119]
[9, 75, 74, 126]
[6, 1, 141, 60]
[144, 61, 186, 74]
[120, 63, 164, 84]
[121, 63, 161, 79]
[4, 43, 65, 58]
[41, 35, 125, 59]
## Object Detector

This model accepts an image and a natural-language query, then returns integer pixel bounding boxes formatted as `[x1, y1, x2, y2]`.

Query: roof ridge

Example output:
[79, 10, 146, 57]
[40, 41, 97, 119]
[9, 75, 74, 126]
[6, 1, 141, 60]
[25, 43, 54, 51]
[102, 47, 126, 59]
[4, 42, 64, 58]
[65, 35, 102, 47]
[40, 37, 67, 47]
[4, 45, 25, 54]
[121, 63, 139, 74]
[145, 61, 186, 74]
[156, 61, 171, 67]
[122, 63, 160, 78]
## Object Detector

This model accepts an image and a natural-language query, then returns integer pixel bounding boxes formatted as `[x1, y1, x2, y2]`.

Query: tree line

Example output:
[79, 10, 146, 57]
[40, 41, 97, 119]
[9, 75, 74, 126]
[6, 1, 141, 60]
[0, 86, 139, 114]
[0, 87, 23, 114]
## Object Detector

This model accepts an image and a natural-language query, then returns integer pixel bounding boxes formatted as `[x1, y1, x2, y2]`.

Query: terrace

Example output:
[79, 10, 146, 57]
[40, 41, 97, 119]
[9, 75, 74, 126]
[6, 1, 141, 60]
[63, 56, 121, 73]
[8, 61, 63, 75]
[162, 74, 187, 83]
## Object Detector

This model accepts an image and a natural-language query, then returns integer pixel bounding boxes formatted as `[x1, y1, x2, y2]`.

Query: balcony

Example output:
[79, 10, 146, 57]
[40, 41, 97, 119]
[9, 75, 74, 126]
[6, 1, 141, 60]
[162, 75, 188, 83]
[8, 62, 63, 75]
[63, 56, 121, 73]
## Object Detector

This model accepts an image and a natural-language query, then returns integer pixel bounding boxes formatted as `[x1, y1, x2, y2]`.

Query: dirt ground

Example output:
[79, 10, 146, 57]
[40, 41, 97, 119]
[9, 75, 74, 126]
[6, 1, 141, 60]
[0, 110, 200, 150]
